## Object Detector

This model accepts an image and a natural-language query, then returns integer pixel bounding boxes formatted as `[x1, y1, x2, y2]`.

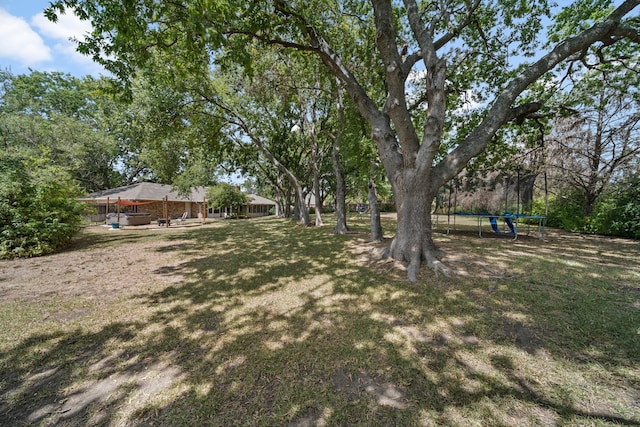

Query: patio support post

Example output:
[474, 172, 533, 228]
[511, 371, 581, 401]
[164, 196, 169, 228]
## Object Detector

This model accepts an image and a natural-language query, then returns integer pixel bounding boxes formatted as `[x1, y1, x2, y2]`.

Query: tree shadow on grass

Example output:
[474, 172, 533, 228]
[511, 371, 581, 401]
[1, 218, 639, 425]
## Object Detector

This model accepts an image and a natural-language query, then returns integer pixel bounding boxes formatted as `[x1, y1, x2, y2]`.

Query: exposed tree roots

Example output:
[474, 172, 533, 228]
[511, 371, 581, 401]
[381, 237, 451, 282]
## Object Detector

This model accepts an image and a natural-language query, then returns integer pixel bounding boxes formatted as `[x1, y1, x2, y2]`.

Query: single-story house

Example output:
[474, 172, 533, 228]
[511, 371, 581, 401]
[79, 182, 275, 223]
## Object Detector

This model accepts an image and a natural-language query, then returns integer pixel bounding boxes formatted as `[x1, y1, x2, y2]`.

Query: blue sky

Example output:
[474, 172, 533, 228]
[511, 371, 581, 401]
[0, 0, 106, 77]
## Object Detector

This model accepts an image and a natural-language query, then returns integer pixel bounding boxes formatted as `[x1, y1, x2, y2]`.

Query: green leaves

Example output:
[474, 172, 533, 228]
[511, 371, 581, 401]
[0, 152, 86, 259]
[1, 71, 124, 192]
[206, 183, 250, 211]
[548, 0, 615, 43]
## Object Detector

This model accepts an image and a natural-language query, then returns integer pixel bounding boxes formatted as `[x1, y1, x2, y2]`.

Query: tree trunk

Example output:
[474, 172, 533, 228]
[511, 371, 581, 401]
[583, 99, 605, 219]
[384, 173, 445, 282]
[231, 114, 310, 225]
[293, 185, 310, 225]
[332, 144, 348, 234]
[274, 171, 309, 225]
[313, 163, 324, 226]
[368, 162, 383, 241]
[520, 173, 537, 214]
[583, 191, 598, 218]
[284, 185, 293, 218]
[275, 174, 286, 217]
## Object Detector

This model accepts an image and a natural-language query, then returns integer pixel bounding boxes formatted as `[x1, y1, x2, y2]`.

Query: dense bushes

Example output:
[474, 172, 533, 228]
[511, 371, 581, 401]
[595, 175, 640, 238]
[542, 192, 586, 232]
[0, 154, 87, 259]
[544, 175, 640, 238]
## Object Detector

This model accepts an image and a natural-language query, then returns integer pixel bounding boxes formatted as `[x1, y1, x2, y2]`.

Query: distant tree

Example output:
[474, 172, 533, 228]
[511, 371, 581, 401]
[0, 70, 123, 192]
[547, 82, 640, 218]
[102, 72, 228, 188]
[0, 70, 124, 257]
[207, 183, 250, 217]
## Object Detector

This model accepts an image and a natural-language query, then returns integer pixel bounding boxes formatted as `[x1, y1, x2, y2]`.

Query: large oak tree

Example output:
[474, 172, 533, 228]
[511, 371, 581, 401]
[47, 0, 640, 281]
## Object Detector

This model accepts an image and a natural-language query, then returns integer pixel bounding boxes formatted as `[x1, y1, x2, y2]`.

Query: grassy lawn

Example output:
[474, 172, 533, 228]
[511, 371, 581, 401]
[1, 216, 639, 426]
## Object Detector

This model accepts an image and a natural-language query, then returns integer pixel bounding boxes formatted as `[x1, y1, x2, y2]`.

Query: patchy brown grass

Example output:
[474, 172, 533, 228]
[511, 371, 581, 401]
[0, 216, 639, 426]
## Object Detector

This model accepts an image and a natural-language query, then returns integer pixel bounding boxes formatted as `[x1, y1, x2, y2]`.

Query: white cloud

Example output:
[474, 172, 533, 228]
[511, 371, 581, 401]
[0, 8, 52, 66]
[31, 10, 91, 42]
[31, 10, 105, 75]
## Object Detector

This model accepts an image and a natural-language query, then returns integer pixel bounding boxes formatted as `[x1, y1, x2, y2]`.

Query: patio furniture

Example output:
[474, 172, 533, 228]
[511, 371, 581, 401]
[176, 212, 188, 224]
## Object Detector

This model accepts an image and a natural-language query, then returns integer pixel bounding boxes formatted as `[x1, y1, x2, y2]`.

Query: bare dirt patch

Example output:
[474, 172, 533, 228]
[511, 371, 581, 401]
[0, 225, 197, 304]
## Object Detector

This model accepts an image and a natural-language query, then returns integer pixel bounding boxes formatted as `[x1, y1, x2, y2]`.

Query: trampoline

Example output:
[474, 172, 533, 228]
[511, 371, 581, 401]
[457, 212, 547, 240]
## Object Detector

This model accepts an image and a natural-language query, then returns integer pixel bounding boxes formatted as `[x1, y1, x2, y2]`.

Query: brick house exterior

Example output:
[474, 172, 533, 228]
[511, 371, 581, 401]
[80, 183, 275, 223]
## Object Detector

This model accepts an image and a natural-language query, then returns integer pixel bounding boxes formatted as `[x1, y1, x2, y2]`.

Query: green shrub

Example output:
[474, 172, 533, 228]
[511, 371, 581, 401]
[539, 175, 640, 238]
[379, 202, 396, 213]
[542, 193, 586, 232]
[591, 175, 640, 238]
[0, 154, 87, 259]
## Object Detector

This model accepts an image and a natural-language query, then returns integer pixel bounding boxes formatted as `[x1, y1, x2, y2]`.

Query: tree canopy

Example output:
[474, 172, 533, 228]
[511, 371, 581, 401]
[207, 183, 250, 216]
[0, 70, 123, 192]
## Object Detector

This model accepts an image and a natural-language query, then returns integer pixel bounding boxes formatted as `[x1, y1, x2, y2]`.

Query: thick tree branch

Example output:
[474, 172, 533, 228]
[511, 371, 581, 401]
[291, 23, 404, 179]
[403, 0, 438, 68]
[432, 0, 640, 189]
[507, 102, 544, 124]
[224, 29, 317, 52]
[403, 0, 448, 176]
[372, 0, 421, 165]
[612, 22, 640, 42]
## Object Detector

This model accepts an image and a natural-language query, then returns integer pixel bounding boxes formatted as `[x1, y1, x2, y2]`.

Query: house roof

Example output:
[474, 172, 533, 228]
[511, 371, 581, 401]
[247, 194, 276, 206]
[79, 182, 275, 205]
[79, 182, 207, 203]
